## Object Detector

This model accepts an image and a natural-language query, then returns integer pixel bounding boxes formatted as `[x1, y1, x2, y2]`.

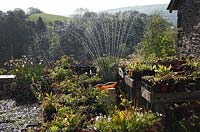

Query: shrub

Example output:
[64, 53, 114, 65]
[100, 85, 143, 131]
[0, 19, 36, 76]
[166, 103, 200, 132]
[0, 68, 6, 75]
[97, 57, 118, 82]
[9, 64, 43, 104]
[139, 14, 176, 58]
[92, 99, 162, 132]
[3, 56, 45, 104]
[40, 84, 111, 131]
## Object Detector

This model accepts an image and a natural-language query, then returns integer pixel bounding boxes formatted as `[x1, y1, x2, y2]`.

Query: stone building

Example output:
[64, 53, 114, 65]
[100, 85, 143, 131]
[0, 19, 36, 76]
[167, 0, 200, 58]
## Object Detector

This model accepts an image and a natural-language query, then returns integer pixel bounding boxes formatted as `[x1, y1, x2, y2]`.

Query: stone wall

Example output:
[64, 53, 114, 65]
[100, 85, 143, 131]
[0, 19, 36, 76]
[177, 23, 200, 58]
[176, 0, 200, 57]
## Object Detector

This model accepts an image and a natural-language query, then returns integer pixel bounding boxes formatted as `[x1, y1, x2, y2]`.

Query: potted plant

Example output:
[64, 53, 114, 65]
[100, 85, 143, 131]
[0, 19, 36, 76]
[41, 92, 57, 123]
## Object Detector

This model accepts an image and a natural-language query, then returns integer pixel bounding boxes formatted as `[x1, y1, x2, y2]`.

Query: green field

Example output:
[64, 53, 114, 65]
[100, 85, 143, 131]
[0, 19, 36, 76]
[28, 13, 69, 25]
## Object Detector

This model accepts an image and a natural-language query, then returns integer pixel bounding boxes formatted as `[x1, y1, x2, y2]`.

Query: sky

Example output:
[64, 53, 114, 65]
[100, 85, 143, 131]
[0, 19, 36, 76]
[0, 0, 171, 16]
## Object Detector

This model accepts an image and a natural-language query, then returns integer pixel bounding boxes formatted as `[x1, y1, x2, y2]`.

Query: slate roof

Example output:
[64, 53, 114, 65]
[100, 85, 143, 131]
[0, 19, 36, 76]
[167, 0, 181, 13]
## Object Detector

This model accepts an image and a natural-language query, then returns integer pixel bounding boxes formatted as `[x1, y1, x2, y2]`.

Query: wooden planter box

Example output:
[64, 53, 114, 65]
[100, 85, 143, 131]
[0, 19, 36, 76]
[123, 75, 147, 107]
[118, 69, 155, 107]
[118, 68, 136, 89]
[141, 85, 200, 103]
[124, 75, 134, 88]
[140, 77, 200, 114]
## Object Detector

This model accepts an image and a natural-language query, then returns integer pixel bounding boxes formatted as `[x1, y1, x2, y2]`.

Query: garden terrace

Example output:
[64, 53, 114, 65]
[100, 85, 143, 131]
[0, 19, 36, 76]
[1, 0, 200, 130]
[0, 55, 165, 131]
[120, 57, 200, 113]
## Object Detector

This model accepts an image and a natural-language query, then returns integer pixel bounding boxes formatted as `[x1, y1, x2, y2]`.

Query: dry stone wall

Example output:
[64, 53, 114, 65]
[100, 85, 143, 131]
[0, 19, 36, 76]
[177, 23, 200, 58]
[176, 0, 200, 57]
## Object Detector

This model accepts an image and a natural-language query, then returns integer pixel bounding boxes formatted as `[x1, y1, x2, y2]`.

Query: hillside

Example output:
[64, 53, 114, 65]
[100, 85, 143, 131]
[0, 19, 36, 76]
[102, 4, 177, 26]
[28, 13, 69, 25]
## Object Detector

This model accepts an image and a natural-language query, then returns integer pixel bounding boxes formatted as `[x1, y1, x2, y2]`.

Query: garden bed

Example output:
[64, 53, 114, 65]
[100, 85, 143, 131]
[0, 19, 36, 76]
[121, 57, 200, 112]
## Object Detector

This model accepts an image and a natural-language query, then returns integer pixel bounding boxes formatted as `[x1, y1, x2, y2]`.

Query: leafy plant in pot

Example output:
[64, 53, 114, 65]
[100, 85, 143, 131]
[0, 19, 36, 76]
[126, 62, 154, 81]
[153, 64, 173, 92]
[41, 92, 57, 123]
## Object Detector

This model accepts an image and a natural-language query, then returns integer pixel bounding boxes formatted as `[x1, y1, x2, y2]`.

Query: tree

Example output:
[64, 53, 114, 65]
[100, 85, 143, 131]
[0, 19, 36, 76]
[26, 7, 43, 15]
[74, 8, 89, 15]
[36, 16, 47, 32]
[0, 9, 35, 67]
[33, 17, 50, 62]
[140, 14, 176, 58]
[56, 11, 148, 62]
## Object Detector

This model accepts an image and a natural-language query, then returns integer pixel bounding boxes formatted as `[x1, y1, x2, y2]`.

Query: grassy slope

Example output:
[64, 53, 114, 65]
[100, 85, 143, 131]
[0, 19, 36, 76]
[28, 13, 69, 25]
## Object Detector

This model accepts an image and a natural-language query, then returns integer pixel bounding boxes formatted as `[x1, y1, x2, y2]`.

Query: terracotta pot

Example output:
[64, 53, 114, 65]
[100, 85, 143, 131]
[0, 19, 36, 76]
[96, 82, 117, 90]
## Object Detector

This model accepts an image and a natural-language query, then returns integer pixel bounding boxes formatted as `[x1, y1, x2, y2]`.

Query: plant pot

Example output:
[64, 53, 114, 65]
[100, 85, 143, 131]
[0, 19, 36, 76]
[96, 82, 117, 90]
[160, 84, 168, 93]
[42, 104, 57, 123]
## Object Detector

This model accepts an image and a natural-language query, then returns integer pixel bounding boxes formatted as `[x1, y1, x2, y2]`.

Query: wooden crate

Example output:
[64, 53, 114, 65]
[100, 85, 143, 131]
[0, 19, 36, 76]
[124, 75, 148, 107]
[141, 86, 200, 103]
[124, 75, 134, 88]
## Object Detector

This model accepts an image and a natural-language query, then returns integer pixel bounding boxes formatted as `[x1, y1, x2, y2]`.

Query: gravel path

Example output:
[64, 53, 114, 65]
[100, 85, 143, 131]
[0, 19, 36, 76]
[0, 99, 41, 132]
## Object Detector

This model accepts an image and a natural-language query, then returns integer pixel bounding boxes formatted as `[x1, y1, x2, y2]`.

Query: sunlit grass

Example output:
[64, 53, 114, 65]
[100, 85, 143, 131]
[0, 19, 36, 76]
[28, 13, 69, 26]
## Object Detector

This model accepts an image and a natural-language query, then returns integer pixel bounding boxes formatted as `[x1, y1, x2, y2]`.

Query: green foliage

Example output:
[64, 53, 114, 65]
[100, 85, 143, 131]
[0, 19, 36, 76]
[97, 57, 118, 82]
[27, 7, 43, 15]
[140, 14, 176, 58]
[138, 57, 200, 94]
[40, 82, 110, 131]
[0, 68, 6, 75]
[0, 9, 68, 67]
[42, 107, 83, 132]
[123, 56, 155, 80]
[32, 55, 75, 100]
[0, 9, 148, 66]
[50, 56, 74, 81]
[166, 103, 200, 132]
[59, 11, 148, 62]
[0, 9, 35, 66]
[8, 57, 44, 104]
[43, 92, 57, 107]
[93, 99, 161, 132]
[153, 64, 172, 77]
[126, 59, 152, 73]
[28, 13, 69, 26]
[36, 17, 47, 32]
[52, 67, 71, 81]
[18, 55, 110, 131]
[80, 74, 101, 86]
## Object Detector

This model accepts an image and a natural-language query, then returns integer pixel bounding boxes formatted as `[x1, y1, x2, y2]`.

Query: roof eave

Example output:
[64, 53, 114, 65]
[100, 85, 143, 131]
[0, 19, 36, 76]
[167, 0, 177, 13]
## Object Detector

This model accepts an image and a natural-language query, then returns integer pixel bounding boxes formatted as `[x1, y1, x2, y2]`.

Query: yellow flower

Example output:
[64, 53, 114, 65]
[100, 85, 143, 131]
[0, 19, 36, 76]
[118, 111, 125, 120]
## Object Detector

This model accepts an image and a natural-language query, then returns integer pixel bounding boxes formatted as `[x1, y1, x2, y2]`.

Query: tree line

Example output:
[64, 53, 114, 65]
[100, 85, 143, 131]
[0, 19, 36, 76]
[0, 8, 175, 67]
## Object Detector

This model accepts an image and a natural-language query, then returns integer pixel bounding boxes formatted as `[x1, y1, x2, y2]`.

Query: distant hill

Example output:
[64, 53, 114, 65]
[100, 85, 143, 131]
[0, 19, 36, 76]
[28, 13, 69, 26]
[102, 4, 177, 26]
